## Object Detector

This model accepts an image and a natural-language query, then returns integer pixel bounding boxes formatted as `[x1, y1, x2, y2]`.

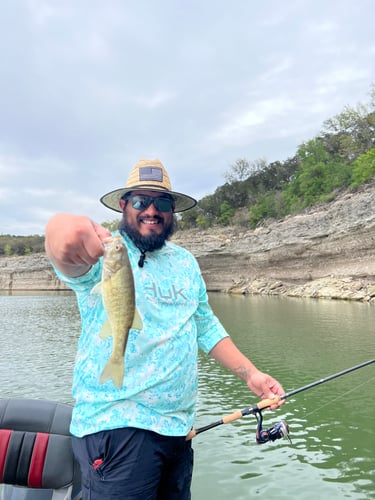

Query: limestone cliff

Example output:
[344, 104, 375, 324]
[0, 253, 67, 292]
[173, 181, 375, 302]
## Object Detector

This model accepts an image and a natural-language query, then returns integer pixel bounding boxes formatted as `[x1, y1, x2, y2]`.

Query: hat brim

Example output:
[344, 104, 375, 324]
[100, 187, 197, 213]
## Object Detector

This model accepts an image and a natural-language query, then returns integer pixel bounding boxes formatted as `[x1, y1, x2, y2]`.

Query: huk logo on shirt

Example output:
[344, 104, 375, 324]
[145, 281, 187, 302]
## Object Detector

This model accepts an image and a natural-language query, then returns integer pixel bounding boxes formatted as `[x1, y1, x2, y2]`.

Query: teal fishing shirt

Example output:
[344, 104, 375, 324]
[55, 233, 228, 438]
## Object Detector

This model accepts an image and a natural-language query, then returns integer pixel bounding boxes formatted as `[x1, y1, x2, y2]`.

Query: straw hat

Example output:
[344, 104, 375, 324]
[100, 159, 197, 213]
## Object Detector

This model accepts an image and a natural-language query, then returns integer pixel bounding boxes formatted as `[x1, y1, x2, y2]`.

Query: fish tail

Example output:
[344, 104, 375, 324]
[100, 357, 125, 388]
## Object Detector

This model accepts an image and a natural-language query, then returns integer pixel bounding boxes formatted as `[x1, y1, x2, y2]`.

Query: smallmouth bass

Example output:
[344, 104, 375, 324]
[94, 235, 142, 388]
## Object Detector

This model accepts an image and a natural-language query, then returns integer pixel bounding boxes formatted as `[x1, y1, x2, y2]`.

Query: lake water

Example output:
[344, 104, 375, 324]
[0, 292, 374, 499]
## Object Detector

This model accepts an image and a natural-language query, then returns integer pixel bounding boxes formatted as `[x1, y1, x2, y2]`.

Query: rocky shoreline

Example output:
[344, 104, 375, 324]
[1, 182, 375, 303]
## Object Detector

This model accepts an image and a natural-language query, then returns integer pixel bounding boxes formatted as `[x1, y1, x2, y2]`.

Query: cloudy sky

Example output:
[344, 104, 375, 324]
[1, 0, 374, 235]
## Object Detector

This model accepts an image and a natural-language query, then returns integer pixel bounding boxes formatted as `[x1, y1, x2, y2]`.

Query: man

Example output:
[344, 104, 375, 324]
[45, 158, 284, 500]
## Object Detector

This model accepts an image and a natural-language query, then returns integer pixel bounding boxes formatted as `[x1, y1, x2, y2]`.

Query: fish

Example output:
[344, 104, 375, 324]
[93, 234, 142, 388]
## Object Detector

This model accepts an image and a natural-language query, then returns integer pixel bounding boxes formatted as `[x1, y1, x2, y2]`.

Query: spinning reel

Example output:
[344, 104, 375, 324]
[255, 410, 291, 444]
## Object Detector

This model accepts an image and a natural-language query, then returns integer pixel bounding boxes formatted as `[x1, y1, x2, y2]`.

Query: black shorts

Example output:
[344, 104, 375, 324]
[72, 427, 194, 500]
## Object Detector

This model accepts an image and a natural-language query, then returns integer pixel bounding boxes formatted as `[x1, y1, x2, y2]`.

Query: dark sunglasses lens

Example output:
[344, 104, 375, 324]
[131, 195, 173, 212]
[131, 196, 150, 210]
[154, 198, 174, 212]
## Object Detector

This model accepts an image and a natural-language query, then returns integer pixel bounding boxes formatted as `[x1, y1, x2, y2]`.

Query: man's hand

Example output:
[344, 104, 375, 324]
[45, 213, 111, 277]
[246, 369, 285, 410]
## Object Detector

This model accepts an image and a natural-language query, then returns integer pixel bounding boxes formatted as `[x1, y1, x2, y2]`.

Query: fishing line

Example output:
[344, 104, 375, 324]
[302, 373, 375, 420]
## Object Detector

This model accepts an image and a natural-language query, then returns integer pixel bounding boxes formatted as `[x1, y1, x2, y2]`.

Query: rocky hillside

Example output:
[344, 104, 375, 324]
[172, 181, 375, 303]
[1, 181, 375, 302]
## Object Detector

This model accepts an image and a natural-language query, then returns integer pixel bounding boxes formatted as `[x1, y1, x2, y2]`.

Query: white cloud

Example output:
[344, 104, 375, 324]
[318, 66, 371, 88]
[209, 97, 296, 146]
[134, 90, 179, 110]
[0, 0, 374, 234]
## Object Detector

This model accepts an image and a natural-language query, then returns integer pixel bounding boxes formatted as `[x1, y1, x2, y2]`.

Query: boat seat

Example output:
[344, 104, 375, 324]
[0, 398, 81, 500]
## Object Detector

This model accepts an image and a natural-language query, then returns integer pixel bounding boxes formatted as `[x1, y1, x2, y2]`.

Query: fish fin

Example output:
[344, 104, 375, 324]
[91, 282, 102, 295]
[131, 308, 143, 331]
[100, 357, 124, 388]
[99, 320, 112, 339]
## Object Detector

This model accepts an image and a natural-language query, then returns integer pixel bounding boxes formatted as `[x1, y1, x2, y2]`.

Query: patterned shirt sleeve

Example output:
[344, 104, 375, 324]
[53, 262, 102, 292]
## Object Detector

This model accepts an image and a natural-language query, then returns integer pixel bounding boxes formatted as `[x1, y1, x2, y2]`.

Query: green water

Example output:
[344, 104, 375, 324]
[0, 293, 374, 499]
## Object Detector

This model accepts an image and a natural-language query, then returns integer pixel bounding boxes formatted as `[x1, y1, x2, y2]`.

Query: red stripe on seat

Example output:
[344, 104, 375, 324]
[28, 432, 49, 488]
[0, 429, 12, 482]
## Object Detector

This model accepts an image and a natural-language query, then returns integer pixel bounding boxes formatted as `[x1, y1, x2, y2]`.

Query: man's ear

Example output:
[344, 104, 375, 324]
[119, 199, 126, 210]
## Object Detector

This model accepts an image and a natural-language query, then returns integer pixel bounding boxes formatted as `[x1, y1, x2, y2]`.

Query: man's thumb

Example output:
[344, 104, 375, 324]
[92, 221, 112, 241]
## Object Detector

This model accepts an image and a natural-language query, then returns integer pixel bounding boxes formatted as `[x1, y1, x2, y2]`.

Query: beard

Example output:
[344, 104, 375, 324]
[119, 213, 176, 252]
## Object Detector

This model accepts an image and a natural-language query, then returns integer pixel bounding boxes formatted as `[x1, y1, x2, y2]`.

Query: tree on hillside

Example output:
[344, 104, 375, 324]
[224, 158, 267, 183]
[0, 235, 45, 256]
[351, 147, 375, 187]
[282, 137, 352, 211]
[322, 101, 375, 160]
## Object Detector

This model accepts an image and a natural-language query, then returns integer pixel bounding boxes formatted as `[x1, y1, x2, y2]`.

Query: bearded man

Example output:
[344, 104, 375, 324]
[45, 158, 284, 500]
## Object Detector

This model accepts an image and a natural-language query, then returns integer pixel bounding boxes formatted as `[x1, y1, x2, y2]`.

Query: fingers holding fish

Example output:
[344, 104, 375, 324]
[45, 214, 111, 276]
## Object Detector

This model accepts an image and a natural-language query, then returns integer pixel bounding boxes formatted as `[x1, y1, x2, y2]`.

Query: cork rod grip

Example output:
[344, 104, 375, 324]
[222, 410, 244, 424]
[256, 395, 282, 410]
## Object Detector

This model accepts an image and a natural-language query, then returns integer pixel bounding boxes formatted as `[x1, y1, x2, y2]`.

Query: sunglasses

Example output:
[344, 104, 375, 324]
[125, 194, 175, 213]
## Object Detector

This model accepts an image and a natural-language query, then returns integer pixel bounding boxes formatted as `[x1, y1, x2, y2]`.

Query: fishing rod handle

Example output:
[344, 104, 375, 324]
[222, 409, 245, 423]
[222, 396, 281, 420]
[256, 396, 283, 410]
[185, 409, 244, 441]
[185, 396, 282, 441]
[186, 429, 196, 440]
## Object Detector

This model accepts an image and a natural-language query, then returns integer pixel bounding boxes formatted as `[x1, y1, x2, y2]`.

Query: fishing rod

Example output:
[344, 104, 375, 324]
[186, 358, 375, 444]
